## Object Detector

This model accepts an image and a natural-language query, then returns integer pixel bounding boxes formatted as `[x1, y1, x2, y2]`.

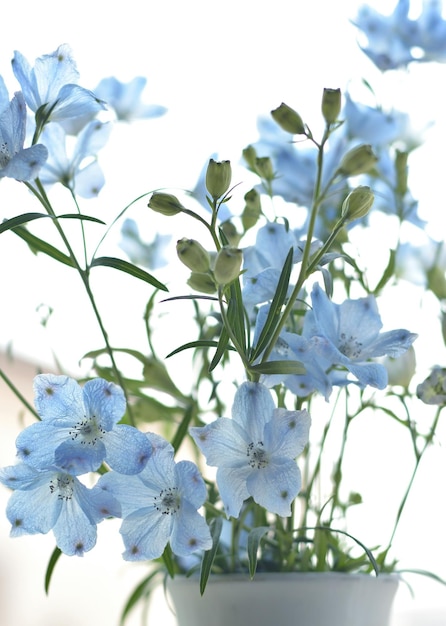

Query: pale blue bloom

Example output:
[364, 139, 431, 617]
[190, 381, 311, 518]
[0, 75, 9, 114]
[12, 44, 105, 129]
[98, 433, 212, 560]
[353, 0, 446, 70]
[39, 119, 111, 197]
[94, 76, 167, 121]
[16, 375, 152, 475]
[307, 283, 418, 388]
[119, 218, 171, 269]
[0, 462, 120, 556]
[0, 92, 48, 181]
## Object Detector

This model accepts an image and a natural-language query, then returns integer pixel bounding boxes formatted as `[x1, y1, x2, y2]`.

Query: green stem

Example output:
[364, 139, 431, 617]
[0, 368, 40, 420]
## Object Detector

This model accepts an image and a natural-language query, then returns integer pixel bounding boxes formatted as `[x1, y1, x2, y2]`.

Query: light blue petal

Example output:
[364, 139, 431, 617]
[170, 501, 212, 556]
[231, 381, 275, 440]
[5, 473, 62, 534]
[174, 460, 207, 509]
[54, 438, 106, 474]
[82, 378, 126, 429]
[16, 421, 69, 469]
[247, 460, 301, 516]
[97, 472, 154, 517]
[103, 425, 152, 474]
[190, 418, 249, 468]
[33, 374, 84, 424]
[264, 408, 311, 459]
[52, 486, 97, 556]
[216, 466, 251, 519]
[120, 507, 171, 561]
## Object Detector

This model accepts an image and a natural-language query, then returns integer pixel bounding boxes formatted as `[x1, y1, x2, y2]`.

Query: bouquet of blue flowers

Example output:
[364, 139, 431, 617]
[1, 0, 446, 621]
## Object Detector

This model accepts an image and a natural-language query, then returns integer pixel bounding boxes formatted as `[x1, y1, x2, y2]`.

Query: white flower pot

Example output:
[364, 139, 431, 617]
[167, 572, 399, 626]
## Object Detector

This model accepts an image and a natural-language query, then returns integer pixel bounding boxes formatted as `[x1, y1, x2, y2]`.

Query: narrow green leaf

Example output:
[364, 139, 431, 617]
[171, 403, 195, 452]
[250, 247, 294, 361]
[11, 225, 75, 266]
[247, 526, 270, 578]
[165, 340, 221, 359]
[250, 359, 306, 376]
[56, 213, 106, 224]
[0, 212, 49, 234]
[44, 546, 62, 594]
[200, 516, 223, 595]
[90, 256, 168, 291]
[209, 323, 230, 372]
[162, 544, 176, 578]
[119, 569, 161, 626]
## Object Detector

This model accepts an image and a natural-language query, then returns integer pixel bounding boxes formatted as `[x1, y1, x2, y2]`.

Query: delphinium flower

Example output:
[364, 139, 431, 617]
[0, 91, 48, 180]
[306, 283, 418, 388]
[93, 76, 167, 122]
[39, 118, 111, 197]
[15, 374, 152, 475]
[190, 381, 311, 518]
[0, 462, 120, 556]
[12, 44, 105, 135]
[417, 366, 446, 405]
[97, 433, 212, 560]
[119, 219, 171, 270]
[353, 0, 446, 71]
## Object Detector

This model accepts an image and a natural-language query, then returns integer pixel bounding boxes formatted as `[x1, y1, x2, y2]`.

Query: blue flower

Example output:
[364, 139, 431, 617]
[12, 44, 105, 129]
[94, 76, 167, 122]
[39, 119, 111, 197]
[15, 375, 152, 475]
[307, 283, 418, 388]
[0, 92, 48, 181]
[97, 433, 212, 560]
[119, 219, 171, 269]
[190, 381, 311, 518]
[0, 462, 120, 556]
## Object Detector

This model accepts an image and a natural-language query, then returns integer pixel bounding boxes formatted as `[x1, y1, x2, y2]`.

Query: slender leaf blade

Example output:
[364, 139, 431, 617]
[200, 516, 223, 595]
[11, 225, 75, 266]
[247, 526, 270, 578]
[0, 212, 50, 234]
[90, 256, 168, 291]
[250, 359, 306, 376]
[44, 546, 62, 594]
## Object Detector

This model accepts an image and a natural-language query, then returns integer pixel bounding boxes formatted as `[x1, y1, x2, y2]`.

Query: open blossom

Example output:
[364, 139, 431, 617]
[15, 375, 152, 475]
[0, 462, 119, 556]
[94, 76, 167, 122]
[0, 91, 47, 180]
[190, 381, 311, 518]
[98, 433, 212, 560]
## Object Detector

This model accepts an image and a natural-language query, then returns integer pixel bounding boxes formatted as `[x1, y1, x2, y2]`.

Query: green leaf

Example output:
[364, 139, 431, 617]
[162, 544, 176, 578]
[373, 249, 396, 295]
[0, 212, 49, 234]
[171, 403, 195, 452]
[209, 322, 230, 372]
[200, 516, 223, 595]
[90, 256, 168, 291]
[56, 213, 106, 224]
[249, 359, 306, 376]
[250, 247, 294, 361]
[247, 526, 270, 578]
[44, 546, 62, 594]
[11, 225, 75, 266]
[119, 569, 161, 626]
[165, 340, 221, 359]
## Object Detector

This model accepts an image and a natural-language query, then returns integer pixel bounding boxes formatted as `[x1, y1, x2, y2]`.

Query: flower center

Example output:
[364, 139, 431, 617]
[247, 441, 269, 469]
[49, 473, 74, 500]
[338, 332, 363, 359]
[69, 416, 105, 445]
[153, 486, 180, 515]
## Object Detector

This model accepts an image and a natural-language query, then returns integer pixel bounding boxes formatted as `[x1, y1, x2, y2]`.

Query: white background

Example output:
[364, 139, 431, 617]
[1, 1, 446, 625]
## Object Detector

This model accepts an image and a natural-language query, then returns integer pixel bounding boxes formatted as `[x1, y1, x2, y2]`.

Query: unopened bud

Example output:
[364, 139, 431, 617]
[395, 150, 408, 195]
[341, 186, 374, 222]
[242, 145, 258, 171]
[176, 238, 210, 273]
[338, 144, 378, 176]
[384, 346, 416, 388]
[213, 246, 243, 285]
[206, 159, 232, 200]
[148, 192, 185, 216]
[220, 220, 240, 246]
[427, 265, 446, 301]
[271, 102, 305, 135]
[242, 188, 262, 231]
[255, 156, 274, 182]
[187, 271, 217, 294]
[321, 88, 341, 124]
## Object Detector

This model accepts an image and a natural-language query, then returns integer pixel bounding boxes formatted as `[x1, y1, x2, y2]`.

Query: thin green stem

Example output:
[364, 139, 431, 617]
[0, 368, 40, 420]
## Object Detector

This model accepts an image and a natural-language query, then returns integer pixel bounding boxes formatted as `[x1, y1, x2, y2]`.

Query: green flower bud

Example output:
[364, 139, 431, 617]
[384, 346, 416, 388]
[176, 238, 210, 273]
[220, 220, 241, 246]
[242, 145, 258, 171]
[341, 186, 374, 222]
[321, 88, 341, 124]
[338, 144, 378, 176]
[206, 159, 232, 200]
[213, 246, 243, 285]
[255, 156, 274, 182]
[427, 265, 446, 300]
[271, 102, 305, 135]
[187, 271, 217, 294]
[242, 188, 262, 231]
[148, 192, 185, 216]
[395, 150, 408, 195]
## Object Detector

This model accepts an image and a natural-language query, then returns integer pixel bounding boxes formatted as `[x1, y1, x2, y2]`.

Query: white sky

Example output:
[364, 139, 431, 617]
[2, 1, 446, 624]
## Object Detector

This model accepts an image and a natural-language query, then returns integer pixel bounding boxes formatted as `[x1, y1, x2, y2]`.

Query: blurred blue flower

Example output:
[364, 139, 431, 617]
[39, 119, 111, 197]
[98, 433, 212, 560]
[119, 218, 171, 269]
[0, 462, 120, 556]
[12, 44, 105, 130]
[16, 375, 152, 475]
[0, 92, 48, 181]
[190, 381, 311, 518]
[94, 76, 167, 122]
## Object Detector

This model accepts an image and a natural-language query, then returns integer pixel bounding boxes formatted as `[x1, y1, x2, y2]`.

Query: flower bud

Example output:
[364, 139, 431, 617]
[242, 145, 258, 171]
[220, 220, 241, 246]
[255, 157, 274, 182]
[321, 88, 341, 124]
[148, 192, 185, 216]
[176, 238, 210, 273]
[271, 102, 305, 135]
[341, 186, 374, 222]
[213, 246, 243, 285]
[384, 346, 416, 388]
[416, 366, 446, 405]
[242, 188, 262, 231]
[187, 271, 217, 294]
[338, 144, 378, 176]
[426, 265, 446, 301]
[206, 159, 232, 200]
